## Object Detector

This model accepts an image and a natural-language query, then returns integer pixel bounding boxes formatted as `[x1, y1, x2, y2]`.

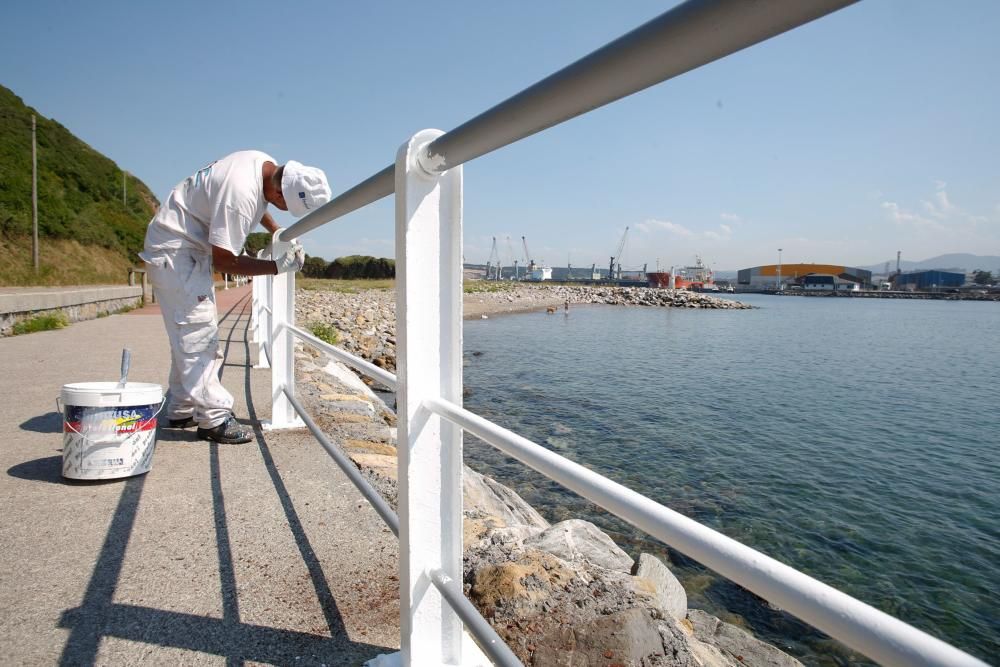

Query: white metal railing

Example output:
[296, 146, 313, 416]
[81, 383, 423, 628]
[246, 1, 988, 665]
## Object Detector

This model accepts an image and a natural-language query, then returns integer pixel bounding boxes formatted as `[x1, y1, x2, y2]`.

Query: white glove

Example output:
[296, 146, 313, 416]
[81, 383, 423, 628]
[274, 243, 305, 274]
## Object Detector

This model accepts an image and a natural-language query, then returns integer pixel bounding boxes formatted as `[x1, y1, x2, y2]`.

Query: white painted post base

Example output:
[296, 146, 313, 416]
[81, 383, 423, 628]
[364, 633, 491, 667]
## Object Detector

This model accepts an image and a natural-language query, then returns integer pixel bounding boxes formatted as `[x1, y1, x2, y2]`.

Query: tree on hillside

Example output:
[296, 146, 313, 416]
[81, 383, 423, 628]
[302, 255, 329, 278]
[325, 255, 395, 279]
[972, 270, 993, 285]
[0, 85, 157, 256]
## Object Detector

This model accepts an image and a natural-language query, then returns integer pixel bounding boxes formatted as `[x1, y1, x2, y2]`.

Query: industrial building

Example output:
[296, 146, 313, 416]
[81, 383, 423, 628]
[892, 270, 964, 291]
[737, 263, 872, 290]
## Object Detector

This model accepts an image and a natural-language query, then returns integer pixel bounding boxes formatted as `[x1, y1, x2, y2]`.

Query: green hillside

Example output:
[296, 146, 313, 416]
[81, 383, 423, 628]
[0, 84, 158, 285]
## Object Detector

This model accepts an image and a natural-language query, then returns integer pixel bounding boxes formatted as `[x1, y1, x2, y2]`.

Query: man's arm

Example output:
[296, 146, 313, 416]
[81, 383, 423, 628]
[261, 212, 280, 235]
[212, 245, 276, 276]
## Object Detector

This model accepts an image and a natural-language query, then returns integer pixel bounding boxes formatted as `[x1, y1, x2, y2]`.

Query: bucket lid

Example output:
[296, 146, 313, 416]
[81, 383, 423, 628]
[61, 381, 163, 407]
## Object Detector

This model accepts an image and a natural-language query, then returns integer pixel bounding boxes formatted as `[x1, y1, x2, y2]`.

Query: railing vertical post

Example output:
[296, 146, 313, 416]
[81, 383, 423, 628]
[254, 250, 270, 369]
[395, 129, 469, 665]
[250, 271, 259, 343]
[264, 233, 302, 429]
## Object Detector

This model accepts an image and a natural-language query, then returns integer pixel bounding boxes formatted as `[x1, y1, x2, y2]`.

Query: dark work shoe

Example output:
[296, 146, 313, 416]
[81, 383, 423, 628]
[197, 415, 252, 444]
[166, 416, 197, 429]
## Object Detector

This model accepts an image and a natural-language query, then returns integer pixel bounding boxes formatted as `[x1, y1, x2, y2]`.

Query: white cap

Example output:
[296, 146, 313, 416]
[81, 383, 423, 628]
[281, 160, 331, 218]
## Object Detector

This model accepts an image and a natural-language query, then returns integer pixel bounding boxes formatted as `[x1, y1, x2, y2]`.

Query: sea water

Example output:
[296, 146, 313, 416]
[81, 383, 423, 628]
[462, 294, 999, 665]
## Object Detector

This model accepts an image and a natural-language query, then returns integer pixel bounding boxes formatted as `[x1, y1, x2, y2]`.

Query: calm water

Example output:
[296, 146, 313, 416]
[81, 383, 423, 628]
[461, 294, 999, 665]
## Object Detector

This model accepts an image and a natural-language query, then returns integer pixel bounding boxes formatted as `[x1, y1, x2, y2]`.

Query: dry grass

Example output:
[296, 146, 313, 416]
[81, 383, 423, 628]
[298, 278, 394, 293]
[0, 236, 135, 286]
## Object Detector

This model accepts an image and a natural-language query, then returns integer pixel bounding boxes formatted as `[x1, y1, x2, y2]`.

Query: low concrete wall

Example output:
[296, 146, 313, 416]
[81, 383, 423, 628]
[0, 286, 144, 336]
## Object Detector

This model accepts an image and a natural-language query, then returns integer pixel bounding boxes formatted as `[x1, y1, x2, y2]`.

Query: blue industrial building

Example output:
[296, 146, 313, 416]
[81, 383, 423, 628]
[893, 270, 964, 290]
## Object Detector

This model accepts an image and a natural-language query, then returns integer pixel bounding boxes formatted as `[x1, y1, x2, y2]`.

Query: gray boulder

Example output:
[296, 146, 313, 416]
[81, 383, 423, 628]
[463, 466, 549, 531]
[531, 608, 701, 666]
[687, 609, 803, 667]
[633, 553, 687, 621]
[525, 519, 634, 572]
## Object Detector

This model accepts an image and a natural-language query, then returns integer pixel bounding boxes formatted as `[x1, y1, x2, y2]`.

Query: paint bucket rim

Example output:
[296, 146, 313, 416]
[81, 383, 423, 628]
[61, 382, 162, 408]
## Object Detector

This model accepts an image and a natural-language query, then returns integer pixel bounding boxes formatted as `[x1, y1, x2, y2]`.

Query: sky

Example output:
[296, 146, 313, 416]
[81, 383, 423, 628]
[1, 0, 998, 272]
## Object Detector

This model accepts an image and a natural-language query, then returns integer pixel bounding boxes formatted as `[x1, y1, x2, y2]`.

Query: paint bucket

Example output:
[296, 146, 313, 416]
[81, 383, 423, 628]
[59, 382, 164, 480]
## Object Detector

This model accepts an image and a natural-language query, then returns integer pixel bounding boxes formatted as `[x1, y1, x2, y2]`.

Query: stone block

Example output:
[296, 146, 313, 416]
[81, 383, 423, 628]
[687, 609, 803, 667]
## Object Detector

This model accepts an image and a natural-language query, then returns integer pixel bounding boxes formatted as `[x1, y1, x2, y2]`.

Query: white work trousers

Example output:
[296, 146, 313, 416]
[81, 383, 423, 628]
[144, 249, 233, 429]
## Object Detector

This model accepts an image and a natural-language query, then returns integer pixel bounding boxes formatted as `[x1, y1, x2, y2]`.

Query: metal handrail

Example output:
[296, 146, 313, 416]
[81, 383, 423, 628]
[422, 396, 987, 667]
[282, 0, 856, 242]
[428, 569, 522, 667]
[277, 336, 511, 663]
[282, 388, 399, 536]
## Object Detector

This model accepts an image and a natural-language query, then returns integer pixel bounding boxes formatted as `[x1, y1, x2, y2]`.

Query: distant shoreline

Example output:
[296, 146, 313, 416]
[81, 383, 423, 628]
[741, 289, 1000, 301]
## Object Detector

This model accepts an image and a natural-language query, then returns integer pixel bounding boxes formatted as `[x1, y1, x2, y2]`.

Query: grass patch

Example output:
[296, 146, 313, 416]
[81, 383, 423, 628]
[0, 236, 136, 286]
[298, 278, 394, 293]
[97, 302, 136, 318]
[307, 322, 339, 346]
[463, 280, 518, 294]
[12, 312, 69, 335]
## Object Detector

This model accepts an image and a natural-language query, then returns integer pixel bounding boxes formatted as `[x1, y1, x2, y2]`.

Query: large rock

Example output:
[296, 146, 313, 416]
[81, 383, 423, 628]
[633, 553, 687, 621]
[525, 519, 634, 572]
[530, 608, 699, 666]
[687, 609, 803, 667]
[463, 466, 549, 531]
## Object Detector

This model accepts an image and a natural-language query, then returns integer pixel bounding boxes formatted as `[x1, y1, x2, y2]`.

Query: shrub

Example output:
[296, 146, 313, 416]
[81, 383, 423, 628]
[463, 280, 517, 293]
[302, 255, 329, 278]
[307, 322, 339, 346]
[12, 312, 69, 335]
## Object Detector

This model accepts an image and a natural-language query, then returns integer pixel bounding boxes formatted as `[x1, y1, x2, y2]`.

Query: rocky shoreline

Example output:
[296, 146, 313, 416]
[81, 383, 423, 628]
[293, 284, 797, 666]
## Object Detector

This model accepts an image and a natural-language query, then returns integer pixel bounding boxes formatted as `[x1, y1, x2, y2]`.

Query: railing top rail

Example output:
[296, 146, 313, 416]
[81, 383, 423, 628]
[282, 0, 857, 241]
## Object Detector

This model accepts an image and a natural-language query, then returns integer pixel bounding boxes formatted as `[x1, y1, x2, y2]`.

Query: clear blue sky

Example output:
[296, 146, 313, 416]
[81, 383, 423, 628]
[2, 1, 998, 271]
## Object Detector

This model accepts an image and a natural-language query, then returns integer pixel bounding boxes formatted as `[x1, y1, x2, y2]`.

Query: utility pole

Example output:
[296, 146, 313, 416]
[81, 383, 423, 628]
[123, 170, 127, 207]
[32, 114, 39, 272]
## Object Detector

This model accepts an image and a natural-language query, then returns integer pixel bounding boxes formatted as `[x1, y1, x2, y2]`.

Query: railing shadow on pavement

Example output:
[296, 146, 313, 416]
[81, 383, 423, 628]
[55, 292, 391, 665]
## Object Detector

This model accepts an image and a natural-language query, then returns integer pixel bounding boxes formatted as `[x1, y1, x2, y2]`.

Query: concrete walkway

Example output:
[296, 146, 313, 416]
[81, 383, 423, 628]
[0, 285, 399, 665]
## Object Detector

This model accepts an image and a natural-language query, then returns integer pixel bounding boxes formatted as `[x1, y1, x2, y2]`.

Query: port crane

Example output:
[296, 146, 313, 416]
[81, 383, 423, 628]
[521, 236, 538, 276]
[609, 226, 629, 280]
[485, 237, 500, 280]
[505, 236, 517, 280]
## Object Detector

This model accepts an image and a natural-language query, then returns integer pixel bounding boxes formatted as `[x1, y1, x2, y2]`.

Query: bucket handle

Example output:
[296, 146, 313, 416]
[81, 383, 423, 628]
[56, 396, 167, 445]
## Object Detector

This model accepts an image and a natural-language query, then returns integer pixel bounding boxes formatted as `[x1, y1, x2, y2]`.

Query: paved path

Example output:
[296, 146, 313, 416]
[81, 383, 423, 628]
[0, 285, 399, 665]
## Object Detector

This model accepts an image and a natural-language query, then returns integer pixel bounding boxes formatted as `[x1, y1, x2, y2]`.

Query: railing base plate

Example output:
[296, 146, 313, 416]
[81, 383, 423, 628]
[261, 418, 305, 431]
